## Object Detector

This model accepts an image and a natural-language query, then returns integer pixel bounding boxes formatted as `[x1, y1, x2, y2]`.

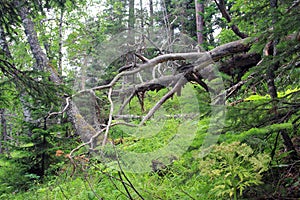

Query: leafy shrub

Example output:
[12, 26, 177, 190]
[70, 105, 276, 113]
[198, 142, 270, 200]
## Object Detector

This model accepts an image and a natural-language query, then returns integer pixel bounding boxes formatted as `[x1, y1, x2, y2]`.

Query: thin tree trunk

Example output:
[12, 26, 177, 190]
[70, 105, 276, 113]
[0, 23, 33, 136]
[128, 0, 135, 29]
[267, 0, 279, 107]
[58, 6, 64, 76]
[0, 109, 9, 155]
[81, 54, 87, 90]
[195, 0, 205, 45]
[140, 0, 144, 29]
[149, 0, 154, 26]
[0, 109, 3, 154]
[267, 0, 298, 160]
[20, 93, 33, 137]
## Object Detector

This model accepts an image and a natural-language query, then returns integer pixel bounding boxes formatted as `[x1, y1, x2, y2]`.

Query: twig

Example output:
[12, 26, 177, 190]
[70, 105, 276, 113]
[107, 174, 129, 198]
[68, 121, 137, 172]
[118, 171, 133, 200]
[142, 34, 164, 55]
[180, 188, 196, 200]
[58, 184, 70, 200]
[120, 171, 144, 200]
[225, 76, 253, 99]
[270, 132, 280, 161]
[84, 175, 104, 200]
[46, 96, 70, 119]
[113, 145, 145, 200]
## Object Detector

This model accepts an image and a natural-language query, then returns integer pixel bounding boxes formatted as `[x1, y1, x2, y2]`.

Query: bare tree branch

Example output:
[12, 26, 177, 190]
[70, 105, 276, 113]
[47, 97, 70, 119]
[286, 0, 300, 13]
[214, 0, 248, 39]
[102, 88, 114, 147]
[225, 76, 254, 99]
[69, 121, 137, 159]
[140, 76, 187, 125]
[75, 38, 252, 96]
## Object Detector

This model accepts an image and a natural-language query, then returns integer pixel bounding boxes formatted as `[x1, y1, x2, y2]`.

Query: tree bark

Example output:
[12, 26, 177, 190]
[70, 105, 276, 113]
[0, 109, 8, 155]
[195, 0, 205, 45]
[14, 0, 60, 83]
[267, 0, 298, 160]
[214, 0, 248, 39]
[1, 23, 34, 137]
[128, 0, 135, 29]
[149, 0, 154, 26]
[139, 0, 144, 29]
[267, 0, 278, 99]
[14, 0, 96, 145]
[58, 6, 64, 76]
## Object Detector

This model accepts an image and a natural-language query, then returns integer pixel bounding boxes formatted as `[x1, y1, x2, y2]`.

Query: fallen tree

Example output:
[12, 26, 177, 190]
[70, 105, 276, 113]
[2, 0, 299, 166]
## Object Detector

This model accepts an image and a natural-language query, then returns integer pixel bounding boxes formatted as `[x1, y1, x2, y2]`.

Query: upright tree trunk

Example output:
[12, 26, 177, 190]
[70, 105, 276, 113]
[58, 6, 64, 76]
[14, 0, 97, 146]
[20, 93, 33, 137]
[14, 0, 60, 83]
[149, 0, 154, 26]
[1, 23, 33, 136]
[267, 0, 278, 100]
[139, 0, 144, 29]
[195, 0, 205, 46]
[81, 54, 87, 90]
[128, 0, 135, 29]
[267, 0, 298, 160]
[0, 109, 8, 155]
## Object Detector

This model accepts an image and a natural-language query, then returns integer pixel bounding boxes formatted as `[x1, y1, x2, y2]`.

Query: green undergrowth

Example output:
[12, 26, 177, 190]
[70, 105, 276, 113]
[1, 115, 276, 200]
[2, 87, 298, 199]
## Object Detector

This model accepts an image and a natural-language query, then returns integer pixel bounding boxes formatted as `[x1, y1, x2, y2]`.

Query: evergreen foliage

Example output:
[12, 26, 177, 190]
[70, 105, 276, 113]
[0, 0, 299, 199]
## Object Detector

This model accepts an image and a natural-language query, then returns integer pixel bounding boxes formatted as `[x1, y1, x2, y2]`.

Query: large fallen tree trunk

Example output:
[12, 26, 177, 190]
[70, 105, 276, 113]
[14, 0, 262, 148]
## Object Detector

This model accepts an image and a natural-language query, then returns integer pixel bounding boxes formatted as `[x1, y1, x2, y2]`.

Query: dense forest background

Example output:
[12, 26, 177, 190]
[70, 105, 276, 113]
[0, 0, 299, 199]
